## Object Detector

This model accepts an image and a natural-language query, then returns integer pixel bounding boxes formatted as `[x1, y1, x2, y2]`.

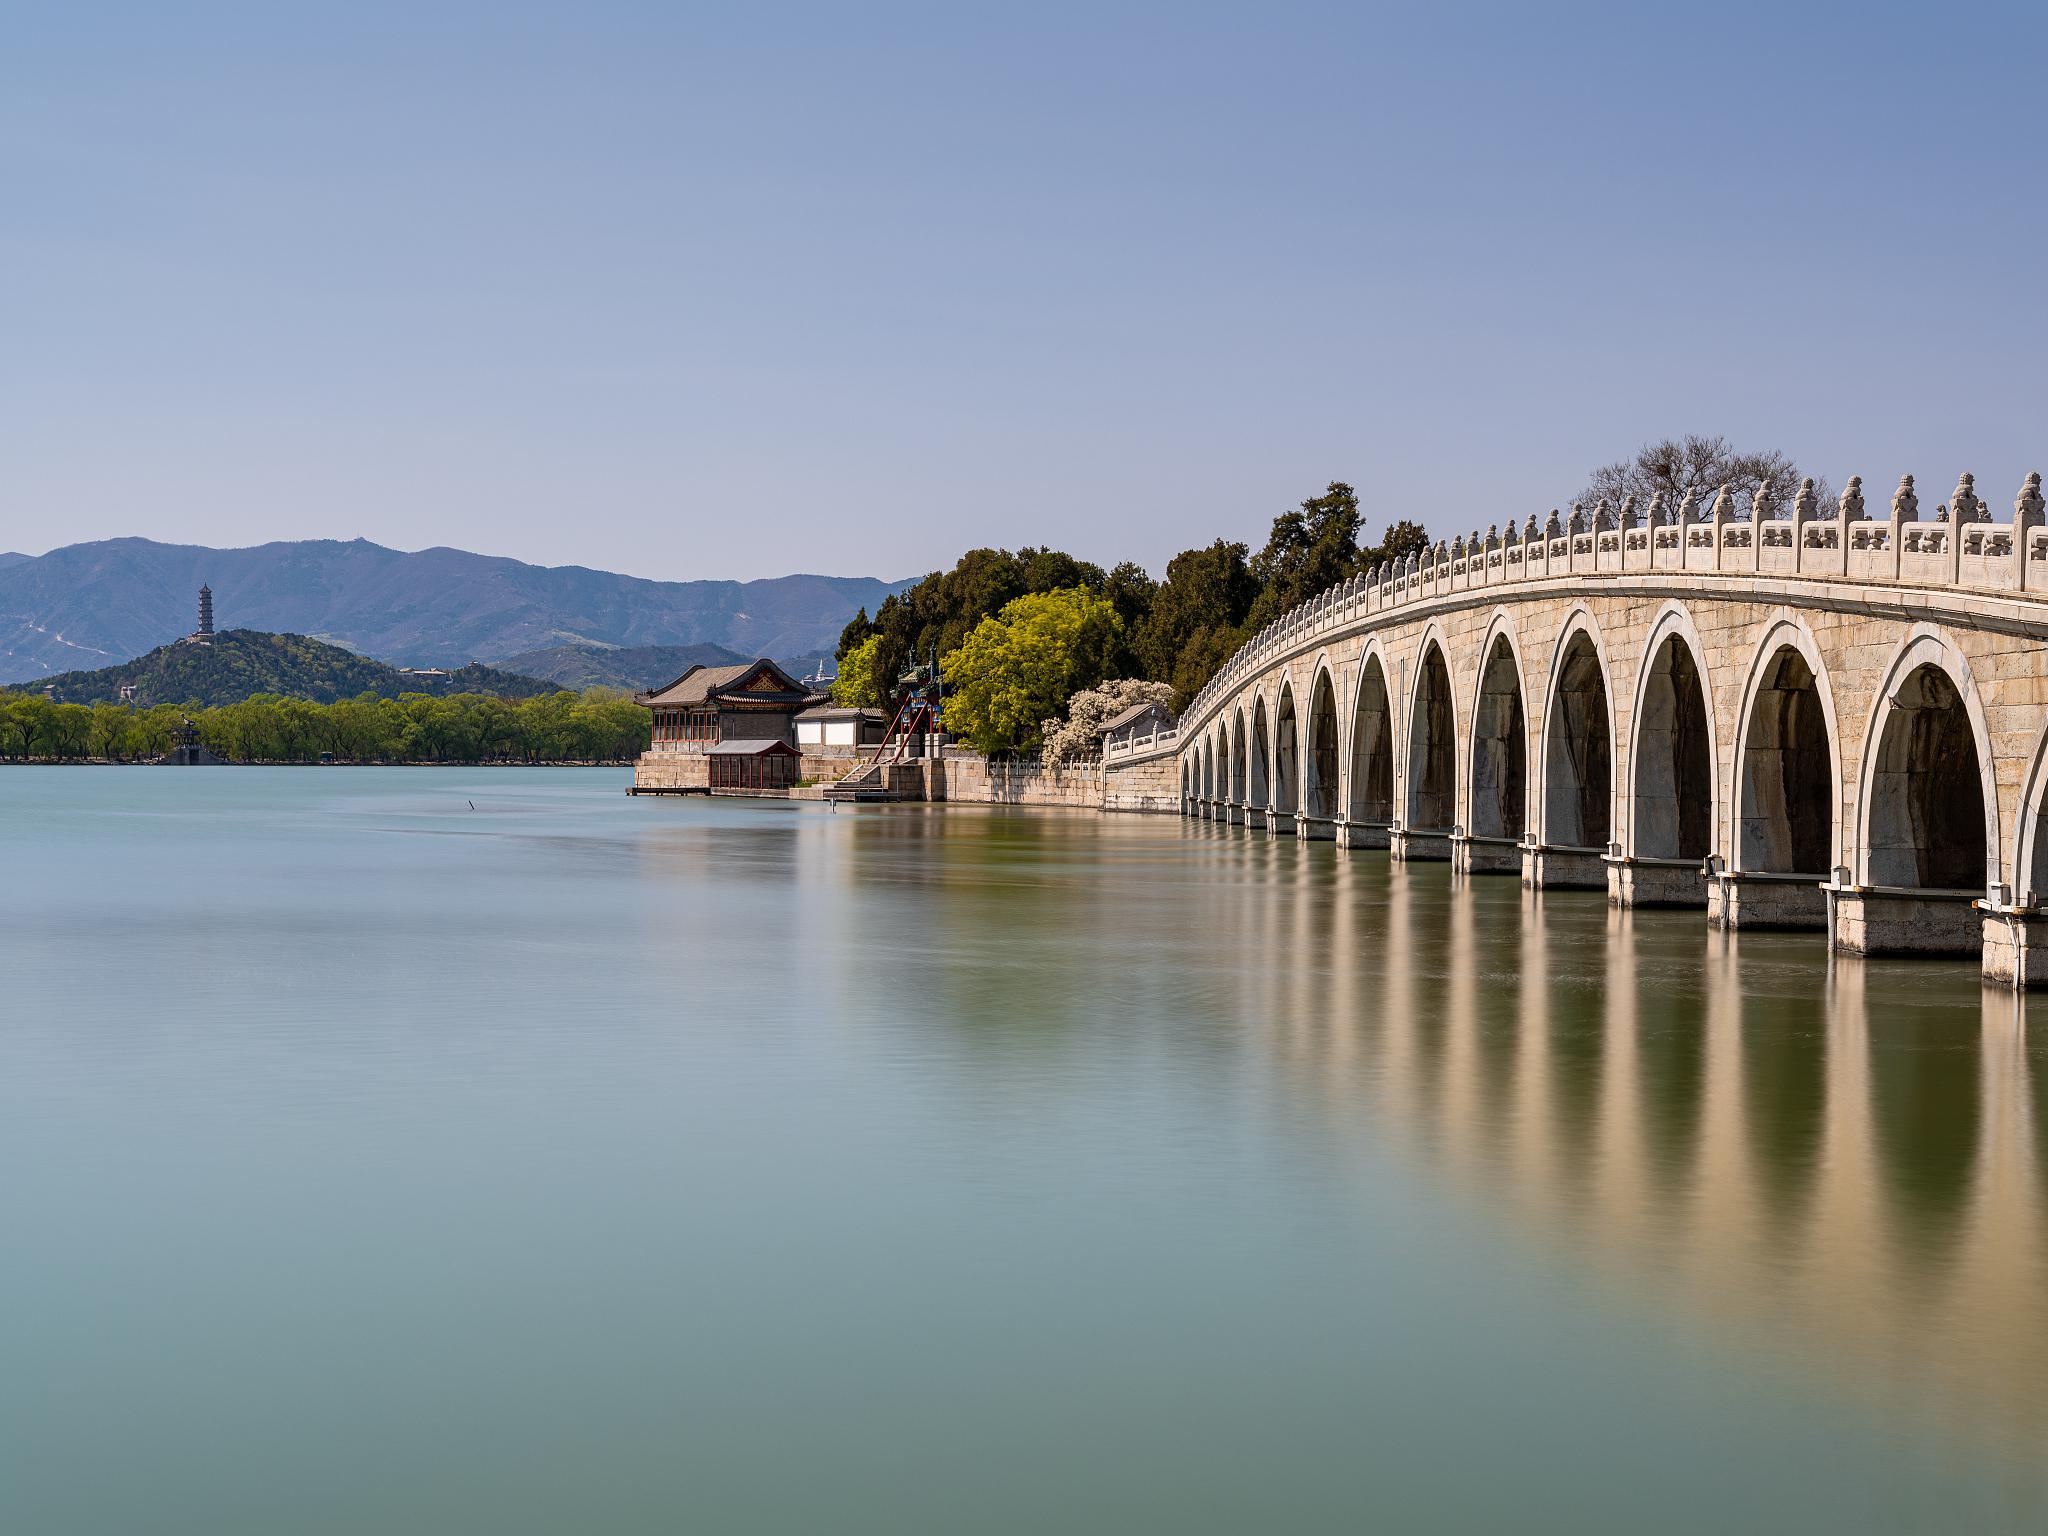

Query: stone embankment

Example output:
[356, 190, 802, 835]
[632, 738, 1182, 813]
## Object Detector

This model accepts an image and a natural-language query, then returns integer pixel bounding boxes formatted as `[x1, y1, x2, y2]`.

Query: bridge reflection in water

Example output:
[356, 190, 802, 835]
[1184, 816, 2048, 1470]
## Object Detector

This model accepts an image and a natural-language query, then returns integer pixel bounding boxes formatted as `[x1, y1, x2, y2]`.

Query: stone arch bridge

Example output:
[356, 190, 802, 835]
[1174, 473, 2048, 986]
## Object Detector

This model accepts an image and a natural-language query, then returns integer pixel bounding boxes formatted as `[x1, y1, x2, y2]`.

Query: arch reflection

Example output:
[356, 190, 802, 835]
[1239, 840, 2048, 1466]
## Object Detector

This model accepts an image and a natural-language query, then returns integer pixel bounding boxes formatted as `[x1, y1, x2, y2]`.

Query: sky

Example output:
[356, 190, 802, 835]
[4, 1, 2045, 582]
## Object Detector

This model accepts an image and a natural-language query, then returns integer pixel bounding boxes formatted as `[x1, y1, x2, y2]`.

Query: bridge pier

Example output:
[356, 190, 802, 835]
[1522, 844, 1607, 891]
[1392, 824, 1454, 862]
[1296, 814, 1336, 841]
[1268, 812, 1296, 837]
[1606, 856, 1707, 908]
[1452, 834, 1521, 875]
[1336, 819, 1391, 850]
[1980, 904, 2048, 986]
[1826, 884, 1984, 958]
[1706, 867, 1828, 930]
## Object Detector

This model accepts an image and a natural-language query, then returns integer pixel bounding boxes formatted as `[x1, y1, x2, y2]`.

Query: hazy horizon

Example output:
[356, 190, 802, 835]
[0, 531, 919, 586]
[7, 2, 2045, 581]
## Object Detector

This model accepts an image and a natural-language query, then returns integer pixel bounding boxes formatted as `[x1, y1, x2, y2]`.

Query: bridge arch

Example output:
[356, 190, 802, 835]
[1250, 692, 1271, 809]
[1853, 627, 1997, 894]
[1538, 607, 1617, 850]
[1273, 679, 1301, 816]
[1406, 630, 1458, 833]
[1305, 657, 1342, 820]
[1220, 708, 1236, 806]
[1731, 615, 1841, 878]
[1467, 610, 1529, 841]
[1349, 643, 1395, 825]
[2011, 720, 2048, 906]
[1627, 602, 1718, 862]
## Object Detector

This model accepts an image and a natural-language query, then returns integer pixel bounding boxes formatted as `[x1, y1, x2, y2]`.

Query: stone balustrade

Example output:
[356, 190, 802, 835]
[1102, 724, 1180, 763]
[1184, 473, 2047, 728]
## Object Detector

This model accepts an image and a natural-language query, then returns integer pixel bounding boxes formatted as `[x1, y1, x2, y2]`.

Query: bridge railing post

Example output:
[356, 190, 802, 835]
[2015, 474, 2044, 592]
[1891, 476, 1912, 582]
[1830, 480, 1855, 580]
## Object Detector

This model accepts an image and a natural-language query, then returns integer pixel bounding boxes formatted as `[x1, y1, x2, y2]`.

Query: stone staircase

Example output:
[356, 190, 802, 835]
[824, 761, 893, 802]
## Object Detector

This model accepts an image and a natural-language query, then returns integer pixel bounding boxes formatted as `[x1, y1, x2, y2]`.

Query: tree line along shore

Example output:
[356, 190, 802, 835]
[831, 445, 1827, 758]
[0, 688, 650, 764]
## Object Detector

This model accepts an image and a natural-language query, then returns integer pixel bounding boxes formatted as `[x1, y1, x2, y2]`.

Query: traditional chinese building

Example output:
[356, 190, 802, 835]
[634, 659, 819, 793]
[794, 705, 888, 752]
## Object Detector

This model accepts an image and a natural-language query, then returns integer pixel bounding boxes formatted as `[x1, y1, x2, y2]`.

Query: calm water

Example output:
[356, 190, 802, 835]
[5, 768, 2048, 1533]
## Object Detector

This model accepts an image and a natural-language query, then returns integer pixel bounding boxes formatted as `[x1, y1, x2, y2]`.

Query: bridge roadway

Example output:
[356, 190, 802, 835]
[1174, 474, 2048, 986]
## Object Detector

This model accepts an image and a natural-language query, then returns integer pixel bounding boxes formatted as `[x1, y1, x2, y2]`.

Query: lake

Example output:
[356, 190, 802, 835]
[4, 767, 2046, 1533]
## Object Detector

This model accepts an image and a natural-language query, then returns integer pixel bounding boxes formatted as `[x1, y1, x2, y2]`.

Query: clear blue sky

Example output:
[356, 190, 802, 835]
[5, 1, 2044, 581]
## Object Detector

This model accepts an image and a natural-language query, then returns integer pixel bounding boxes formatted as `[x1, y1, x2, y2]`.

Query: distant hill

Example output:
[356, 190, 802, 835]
[0, 537, 913, 678]
[17, 629, 555, 707]
[495, 640, 751, 691]
[0, 553, 28, 570]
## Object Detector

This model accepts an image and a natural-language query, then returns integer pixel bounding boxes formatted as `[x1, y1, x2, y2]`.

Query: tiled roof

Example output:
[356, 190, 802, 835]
[639, 658, 808, 707]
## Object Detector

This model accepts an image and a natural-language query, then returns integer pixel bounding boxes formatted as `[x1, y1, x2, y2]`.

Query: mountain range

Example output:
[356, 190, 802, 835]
[493, 640, 756, 692]
[0, 538, 909, 681]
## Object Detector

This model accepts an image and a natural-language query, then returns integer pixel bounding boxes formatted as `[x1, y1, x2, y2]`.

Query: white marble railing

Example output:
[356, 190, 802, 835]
[1103, 724, 1179, 762]
[1185, 471, 2047, 730]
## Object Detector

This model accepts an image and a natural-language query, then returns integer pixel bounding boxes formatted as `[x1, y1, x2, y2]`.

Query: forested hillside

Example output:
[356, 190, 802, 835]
[493, 640, 748, 691]
[20, 630, 550, 707]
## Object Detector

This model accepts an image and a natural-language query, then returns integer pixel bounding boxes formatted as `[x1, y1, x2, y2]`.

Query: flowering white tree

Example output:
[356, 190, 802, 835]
[1040, 679, 1174, 767]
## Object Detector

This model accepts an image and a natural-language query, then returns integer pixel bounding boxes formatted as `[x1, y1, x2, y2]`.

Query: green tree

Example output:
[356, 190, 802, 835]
[834, 607, 874, 663]
[1362, 518, 1431, 569]
[1100, 560, 1158, 676]
[1245, 482, 1363, 632]
[49, 702, 92, 759]
[866, 546, 1116, 715]
[1135, 539, 1259, 708]
[136, 705, 184, 759]
[88, 702, 133, 760]
[0, 696, 44, 758]
[940, 588, 1121, 755]
[832, 634, 884, 708]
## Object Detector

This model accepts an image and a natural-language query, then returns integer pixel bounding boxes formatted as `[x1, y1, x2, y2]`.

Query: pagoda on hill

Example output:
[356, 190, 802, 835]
[191, 584, 215, 644]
